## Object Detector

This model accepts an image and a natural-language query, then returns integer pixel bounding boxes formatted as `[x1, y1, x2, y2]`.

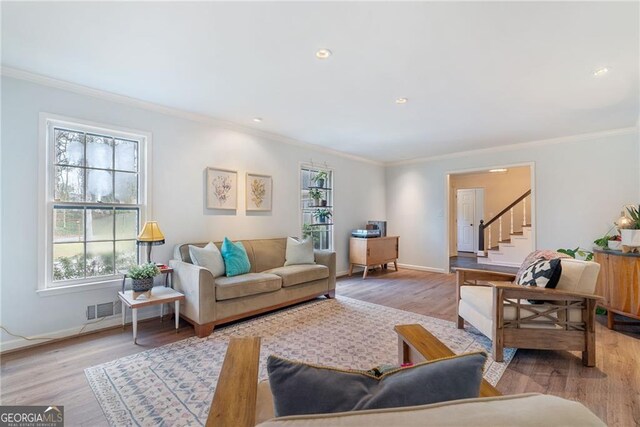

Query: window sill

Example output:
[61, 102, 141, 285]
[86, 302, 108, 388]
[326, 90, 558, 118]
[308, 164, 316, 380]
[37, 278, 121, 297]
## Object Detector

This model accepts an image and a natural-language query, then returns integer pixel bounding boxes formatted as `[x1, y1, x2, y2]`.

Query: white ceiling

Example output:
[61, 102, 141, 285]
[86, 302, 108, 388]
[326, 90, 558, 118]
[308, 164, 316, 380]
[2, 2, 638, 163]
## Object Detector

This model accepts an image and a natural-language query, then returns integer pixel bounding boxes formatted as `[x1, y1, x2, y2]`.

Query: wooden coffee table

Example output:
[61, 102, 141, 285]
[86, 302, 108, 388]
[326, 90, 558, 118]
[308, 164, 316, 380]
[118, 287, 185, 344]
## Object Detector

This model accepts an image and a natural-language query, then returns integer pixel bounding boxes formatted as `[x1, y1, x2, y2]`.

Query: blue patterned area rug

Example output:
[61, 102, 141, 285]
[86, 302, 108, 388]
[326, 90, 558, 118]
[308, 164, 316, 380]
[85, 296, 515, 426]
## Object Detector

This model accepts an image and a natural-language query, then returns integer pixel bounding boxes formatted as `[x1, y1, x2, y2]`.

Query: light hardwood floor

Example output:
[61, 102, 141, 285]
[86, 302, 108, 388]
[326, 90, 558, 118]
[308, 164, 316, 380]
[1, 269, 639, 426]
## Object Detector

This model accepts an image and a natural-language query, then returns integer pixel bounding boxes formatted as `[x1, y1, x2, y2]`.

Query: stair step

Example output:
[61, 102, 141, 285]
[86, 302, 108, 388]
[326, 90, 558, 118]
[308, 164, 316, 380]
[499, 239, 511, 243]
[523, 224, 532, 228]
[511, 232, 524, 236]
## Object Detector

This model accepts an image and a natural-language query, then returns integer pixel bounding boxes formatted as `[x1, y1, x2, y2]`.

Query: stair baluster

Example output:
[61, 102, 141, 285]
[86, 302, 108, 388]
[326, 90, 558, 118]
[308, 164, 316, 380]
[488, 225, 492, 251]
[510, 208, 514, 234]
[523, 196, 527, 226]
[498, 216, 502, 243]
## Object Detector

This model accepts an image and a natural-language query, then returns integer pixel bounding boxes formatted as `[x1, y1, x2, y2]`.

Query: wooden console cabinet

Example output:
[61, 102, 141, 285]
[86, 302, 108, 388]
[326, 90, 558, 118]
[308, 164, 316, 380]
[594, 249, 640, 329]
[349, 236, 399, 279]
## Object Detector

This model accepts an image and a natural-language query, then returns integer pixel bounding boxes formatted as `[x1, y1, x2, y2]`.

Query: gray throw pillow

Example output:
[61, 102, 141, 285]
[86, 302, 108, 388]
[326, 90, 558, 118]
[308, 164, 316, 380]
[189, 242, 225, 277]
[267, 352, 487, 417]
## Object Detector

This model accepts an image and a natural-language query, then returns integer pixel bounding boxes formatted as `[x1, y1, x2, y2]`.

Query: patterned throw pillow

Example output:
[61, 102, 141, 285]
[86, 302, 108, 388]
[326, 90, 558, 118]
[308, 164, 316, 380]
[515, 250, 570, 283]
[220, 238, 251, 277]
[517, 257, 562, 289]
[267, 352, 487, 417]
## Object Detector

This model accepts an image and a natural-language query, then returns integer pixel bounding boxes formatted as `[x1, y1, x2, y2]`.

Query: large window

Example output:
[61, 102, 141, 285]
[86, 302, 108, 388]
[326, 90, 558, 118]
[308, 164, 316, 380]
[300, 164, 333, 250]
[42, 117, 148, 289]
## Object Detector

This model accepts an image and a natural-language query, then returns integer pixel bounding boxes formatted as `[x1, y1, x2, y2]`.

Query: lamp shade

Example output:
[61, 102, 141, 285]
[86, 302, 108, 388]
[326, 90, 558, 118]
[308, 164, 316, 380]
[137, 221, 165, 246]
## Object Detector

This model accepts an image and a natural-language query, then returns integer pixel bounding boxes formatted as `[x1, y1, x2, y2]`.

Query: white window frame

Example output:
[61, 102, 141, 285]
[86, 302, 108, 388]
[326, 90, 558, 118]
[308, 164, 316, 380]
[37, 113, 152, 295]
[299, 162, 334, 251]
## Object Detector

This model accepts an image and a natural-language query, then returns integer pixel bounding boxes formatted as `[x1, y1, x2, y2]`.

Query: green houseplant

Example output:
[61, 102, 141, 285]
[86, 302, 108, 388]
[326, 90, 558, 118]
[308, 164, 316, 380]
[313, 171, 328, 188]
[308, 188, 323, 206]
[302, 223, 320, 245]
[128, 262, 160, 292]
[313, 209, 332, 224]
[621, 205, 640, 246]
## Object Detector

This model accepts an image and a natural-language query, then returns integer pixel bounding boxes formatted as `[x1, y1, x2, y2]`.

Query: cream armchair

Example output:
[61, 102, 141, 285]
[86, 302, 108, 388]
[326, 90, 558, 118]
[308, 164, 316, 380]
[455, 258, 601, 367]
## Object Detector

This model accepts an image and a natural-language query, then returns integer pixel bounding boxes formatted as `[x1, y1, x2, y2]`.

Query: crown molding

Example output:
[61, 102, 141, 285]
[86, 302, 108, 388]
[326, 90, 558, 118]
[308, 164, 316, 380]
[0, 66, 383, 166]
[386, 126, 639, 167]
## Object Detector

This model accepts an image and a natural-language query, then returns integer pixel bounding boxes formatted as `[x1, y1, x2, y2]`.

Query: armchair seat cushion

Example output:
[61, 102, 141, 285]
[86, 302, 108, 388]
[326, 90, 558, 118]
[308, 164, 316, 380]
[459, 285, 582, 329]
[215, 273, 282, 301]
[265, 265, 329, 288]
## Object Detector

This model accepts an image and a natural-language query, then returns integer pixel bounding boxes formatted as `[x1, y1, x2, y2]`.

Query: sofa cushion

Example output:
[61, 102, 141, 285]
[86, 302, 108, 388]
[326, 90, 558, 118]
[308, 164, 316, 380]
[284, 237, 315, 266]
[265, 265, 329, 287]
[266, 352, 487, 417]
[189, 242, 225, 277]
[221, 238, 251, 277]
[215, 273, 281, 301]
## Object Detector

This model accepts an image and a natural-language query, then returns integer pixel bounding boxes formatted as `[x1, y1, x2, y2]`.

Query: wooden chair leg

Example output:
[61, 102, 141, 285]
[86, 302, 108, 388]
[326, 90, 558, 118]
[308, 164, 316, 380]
[195, 322, 215, 338]
[492, 343, 504, 363]
[583, 298, 596, 367]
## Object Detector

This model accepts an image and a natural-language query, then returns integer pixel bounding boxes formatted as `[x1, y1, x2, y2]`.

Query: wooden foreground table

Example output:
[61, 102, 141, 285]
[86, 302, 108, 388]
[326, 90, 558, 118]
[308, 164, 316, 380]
[395, 323, 501, 397]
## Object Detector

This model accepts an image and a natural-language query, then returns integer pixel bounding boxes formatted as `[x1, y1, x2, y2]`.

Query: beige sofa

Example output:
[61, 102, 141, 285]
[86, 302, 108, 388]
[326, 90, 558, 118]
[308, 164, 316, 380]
[169, 238, 336, 337]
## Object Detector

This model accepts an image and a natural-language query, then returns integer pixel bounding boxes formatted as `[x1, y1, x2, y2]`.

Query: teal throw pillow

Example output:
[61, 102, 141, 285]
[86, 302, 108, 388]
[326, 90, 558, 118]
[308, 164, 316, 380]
[221, 238, 251, 277]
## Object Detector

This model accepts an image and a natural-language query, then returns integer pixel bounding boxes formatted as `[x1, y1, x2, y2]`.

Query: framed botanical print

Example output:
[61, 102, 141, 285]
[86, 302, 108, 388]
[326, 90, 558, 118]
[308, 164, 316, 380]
[246, 173, 272, 212]
[206, 167, 237, 210]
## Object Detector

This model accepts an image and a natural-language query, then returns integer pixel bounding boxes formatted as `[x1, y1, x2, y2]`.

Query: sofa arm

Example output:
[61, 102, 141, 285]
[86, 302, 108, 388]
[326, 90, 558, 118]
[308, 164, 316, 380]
[314, 250, 336, 290]
[169, 260, 216, 325]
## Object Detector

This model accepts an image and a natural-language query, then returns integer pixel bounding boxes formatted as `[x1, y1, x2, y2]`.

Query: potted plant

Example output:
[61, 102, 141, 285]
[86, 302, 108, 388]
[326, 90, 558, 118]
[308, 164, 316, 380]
[308, 188, 323, 206]
[313, 209, 332, 224]
[621, 205, 640, 247]
[313, 171, 328, 188]
[128, 263, 160, 292]
[302, 223, 320, 245]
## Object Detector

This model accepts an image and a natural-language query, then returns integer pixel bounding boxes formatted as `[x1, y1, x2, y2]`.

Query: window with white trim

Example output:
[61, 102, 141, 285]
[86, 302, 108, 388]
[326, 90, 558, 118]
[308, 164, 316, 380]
[300, 164, 333, 250]
[43, 117, 148, 289]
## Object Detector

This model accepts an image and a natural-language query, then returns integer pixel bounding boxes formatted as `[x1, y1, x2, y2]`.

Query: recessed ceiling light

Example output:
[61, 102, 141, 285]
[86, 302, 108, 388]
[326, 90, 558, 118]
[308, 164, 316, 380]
[315, 48, 332, 59]
[395, 97, 408, 104]
[489, 168, 508, 173]
[253, 117, 263, 123]
[593, 67, 609, 77]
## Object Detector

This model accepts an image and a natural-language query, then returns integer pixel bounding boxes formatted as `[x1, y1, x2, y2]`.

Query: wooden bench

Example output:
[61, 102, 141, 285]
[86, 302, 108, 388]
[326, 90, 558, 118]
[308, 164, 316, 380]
[207, 324, 501, 427]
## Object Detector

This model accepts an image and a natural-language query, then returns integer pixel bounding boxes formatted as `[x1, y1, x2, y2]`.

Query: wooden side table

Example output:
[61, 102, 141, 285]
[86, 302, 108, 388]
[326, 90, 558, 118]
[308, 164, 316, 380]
[349, 236, 399, 279]
[118, 287, 185, 344]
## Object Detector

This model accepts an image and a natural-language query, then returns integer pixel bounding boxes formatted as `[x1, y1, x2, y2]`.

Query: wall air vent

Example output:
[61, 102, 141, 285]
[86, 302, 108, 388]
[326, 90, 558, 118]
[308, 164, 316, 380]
[87, 305, 96, 320]
[96, 302, 114, 318]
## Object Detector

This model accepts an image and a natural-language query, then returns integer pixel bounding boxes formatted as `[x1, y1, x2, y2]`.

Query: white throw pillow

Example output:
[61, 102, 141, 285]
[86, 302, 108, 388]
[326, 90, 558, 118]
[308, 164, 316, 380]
[189, 242, 225, 277]
[284, 237, 315, 266]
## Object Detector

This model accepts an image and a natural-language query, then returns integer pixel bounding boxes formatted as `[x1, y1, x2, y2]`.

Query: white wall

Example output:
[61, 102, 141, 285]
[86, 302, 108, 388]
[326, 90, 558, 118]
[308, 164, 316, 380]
[386, 130, 639, 272]
[0, 76, 386, 349]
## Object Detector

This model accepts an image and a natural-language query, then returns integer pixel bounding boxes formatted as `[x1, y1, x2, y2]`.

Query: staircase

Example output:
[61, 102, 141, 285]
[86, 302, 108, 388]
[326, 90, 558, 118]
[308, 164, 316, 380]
[477, 190, 533, 267]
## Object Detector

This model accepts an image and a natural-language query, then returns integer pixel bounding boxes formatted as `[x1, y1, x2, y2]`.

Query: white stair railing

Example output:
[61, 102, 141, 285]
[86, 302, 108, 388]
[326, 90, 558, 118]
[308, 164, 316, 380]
[523, 196, 527, 226]
[510, 208, 514, 235]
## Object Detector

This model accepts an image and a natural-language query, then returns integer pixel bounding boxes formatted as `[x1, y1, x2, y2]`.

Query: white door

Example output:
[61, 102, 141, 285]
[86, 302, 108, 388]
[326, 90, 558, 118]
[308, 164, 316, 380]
[457, 189, 475, 252]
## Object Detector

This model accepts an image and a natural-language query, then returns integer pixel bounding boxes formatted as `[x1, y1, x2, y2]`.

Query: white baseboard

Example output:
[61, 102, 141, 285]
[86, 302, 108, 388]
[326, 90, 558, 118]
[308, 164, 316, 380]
[1, 305, 162, 353]
[396, 263, 446, 274]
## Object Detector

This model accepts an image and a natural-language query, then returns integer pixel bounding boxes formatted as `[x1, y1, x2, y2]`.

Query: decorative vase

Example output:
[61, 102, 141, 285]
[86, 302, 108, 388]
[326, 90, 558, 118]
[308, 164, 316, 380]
[316, 178, 325, 188]
[131, 277, 154, 292]
[621, 229, 640, 247]
[320, 200, 327, 207]
[312, 199, 321, 207]
[608, 240, 622, 251]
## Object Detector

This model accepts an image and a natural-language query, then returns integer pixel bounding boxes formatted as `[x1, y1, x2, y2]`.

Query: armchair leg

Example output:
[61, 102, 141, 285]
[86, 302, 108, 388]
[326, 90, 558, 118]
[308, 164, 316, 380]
[457, 316, 464, 329]
[582, 298, 596, 367]
[492, 342, 504, 363]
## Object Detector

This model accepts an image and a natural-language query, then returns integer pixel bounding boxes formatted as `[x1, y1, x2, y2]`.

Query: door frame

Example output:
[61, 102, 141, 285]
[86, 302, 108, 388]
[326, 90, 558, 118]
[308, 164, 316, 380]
[444, 162, 536, 273]
[455, 188, 484, 254]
